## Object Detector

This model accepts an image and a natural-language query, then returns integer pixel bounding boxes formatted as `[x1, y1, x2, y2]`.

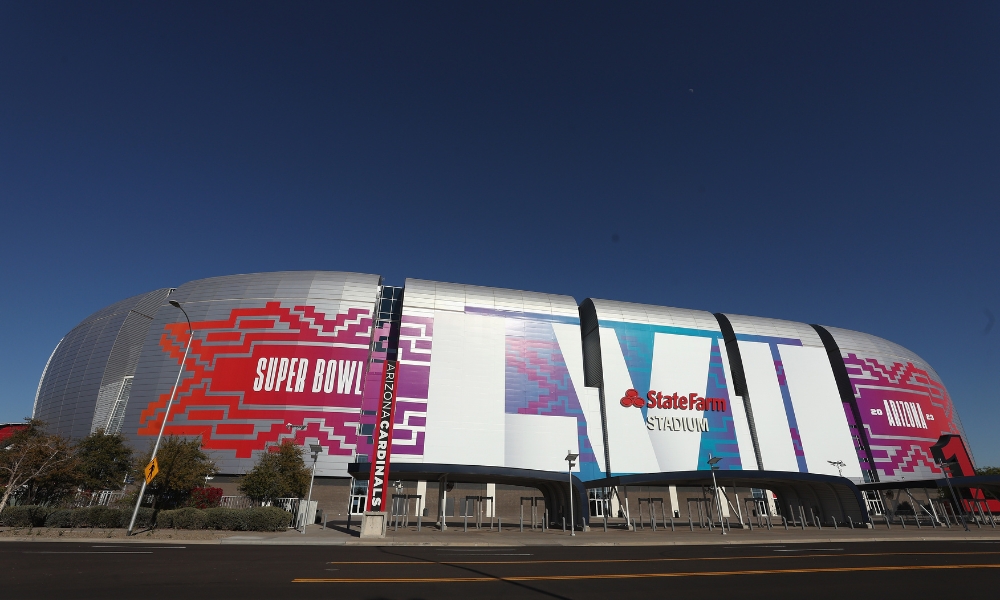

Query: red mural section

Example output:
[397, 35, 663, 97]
[138, 303, 373, 458]
[844, 354, 967, 478]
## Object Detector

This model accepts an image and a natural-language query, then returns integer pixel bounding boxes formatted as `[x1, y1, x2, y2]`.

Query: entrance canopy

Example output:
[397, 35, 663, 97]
[589, 470, 869, 524]
[348, 462, 589, 526]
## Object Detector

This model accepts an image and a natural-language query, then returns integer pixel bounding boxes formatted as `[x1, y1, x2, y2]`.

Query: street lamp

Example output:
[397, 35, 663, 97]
[565, 451, 579, 536]
[302, 443, 323, 534]
[935, 457, 970, 531]
[827, 460, 846, 477]
[707, 454, 726, 535]
[127, 300, 192, 535]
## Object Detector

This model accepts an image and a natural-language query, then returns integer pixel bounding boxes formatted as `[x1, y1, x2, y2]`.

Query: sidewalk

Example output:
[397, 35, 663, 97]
[220, 519, 1000, 546]
[6, 520, 999, 546]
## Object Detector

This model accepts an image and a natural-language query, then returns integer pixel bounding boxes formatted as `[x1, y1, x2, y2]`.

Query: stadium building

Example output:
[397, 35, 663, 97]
[31, 271, 985, 529]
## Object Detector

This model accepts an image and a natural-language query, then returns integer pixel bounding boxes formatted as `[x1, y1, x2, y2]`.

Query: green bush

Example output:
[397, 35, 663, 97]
[156, 507, 291, 531]
[42, 506, 155, 529]
[204, 507, 246, 530]
[0, 505, 51, 527]
[247, 506, 292, 531]
[45, 509, 75, 528]
[160, 507, 211, 529]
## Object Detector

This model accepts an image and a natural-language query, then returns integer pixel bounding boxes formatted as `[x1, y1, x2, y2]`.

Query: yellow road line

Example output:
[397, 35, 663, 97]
[295, 563, 1000, 583]
[325, 550, 1000, 566]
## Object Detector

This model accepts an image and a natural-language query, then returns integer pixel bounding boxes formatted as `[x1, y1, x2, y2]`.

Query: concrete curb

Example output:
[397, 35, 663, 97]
[4, 532, 1000, 547]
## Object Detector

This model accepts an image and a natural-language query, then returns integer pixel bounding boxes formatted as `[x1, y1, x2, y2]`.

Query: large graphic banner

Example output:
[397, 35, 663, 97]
[366, 361, 398, 511]
[844, 353, 966, 479]
[599, 323, 748, 475]
[137, 302, 373, 459]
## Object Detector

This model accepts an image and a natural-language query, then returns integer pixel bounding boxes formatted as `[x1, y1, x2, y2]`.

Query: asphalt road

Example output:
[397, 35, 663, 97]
[2, 540, 999, 599]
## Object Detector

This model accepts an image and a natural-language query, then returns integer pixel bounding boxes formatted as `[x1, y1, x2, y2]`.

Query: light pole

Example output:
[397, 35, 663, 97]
[827, 460, 846, 477]
[127, 300, 192, 535]
[565, 451, 579, 536]
[707, 455, 726, 535]
[303, 443, 322, 534]
[936, 457, 969, 531]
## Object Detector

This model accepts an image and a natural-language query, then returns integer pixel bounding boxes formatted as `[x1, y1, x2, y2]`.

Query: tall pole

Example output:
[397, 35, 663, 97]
[127, 300, 192, 535]
[566, 451, 578, 536]
[303, 446, 320, 534]
[707, 454, 725, 535]
[569, 462, 575, 536]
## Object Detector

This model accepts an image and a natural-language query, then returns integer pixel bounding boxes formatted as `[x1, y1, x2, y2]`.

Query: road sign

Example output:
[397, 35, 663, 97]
[144, 458, 159, 484]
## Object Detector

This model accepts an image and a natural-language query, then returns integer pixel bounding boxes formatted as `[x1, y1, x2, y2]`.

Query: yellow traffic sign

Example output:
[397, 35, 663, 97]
[143, 458, 159, 484]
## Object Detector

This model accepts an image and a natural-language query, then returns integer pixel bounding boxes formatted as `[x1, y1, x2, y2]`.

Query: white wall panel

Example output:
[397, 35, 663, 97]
[647, 333, 712, 471]
[718, 342, 758, 470]
[552, 323, 605, 470]
[739, 341, 799, 472]
[422, 311, 506, 466]
[598, 327, 659, 474]
[779, 345, 863, 479]
[504, 413, 580, 472]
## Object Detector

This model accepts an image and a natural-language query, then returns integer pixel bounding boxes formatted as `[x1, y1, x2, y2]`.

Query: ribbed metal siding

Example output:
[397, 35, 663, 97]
[121, 271, 381, 476]
[89, 290, 171, 433]
[32, 289, 171, 440]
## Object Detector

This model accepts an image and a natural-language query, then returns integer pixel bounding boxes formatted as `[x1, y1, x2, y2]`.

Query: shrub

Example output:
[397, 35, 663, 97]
[187, 487, 223, 509]
[204, 507, 247, 530]
[247, 507, 292, 531]
[45, 509, 75, 528]
[155, 507, 291, 531]
[39, 506, 155, 529]
[0, 505, 51, 527]
[158, 507, 207, 529]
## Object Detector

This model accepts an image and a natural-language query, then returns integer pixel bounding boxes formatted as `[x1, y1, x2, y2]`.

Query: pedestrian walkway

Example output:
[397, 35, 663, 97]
[218, 519, 1000, 546]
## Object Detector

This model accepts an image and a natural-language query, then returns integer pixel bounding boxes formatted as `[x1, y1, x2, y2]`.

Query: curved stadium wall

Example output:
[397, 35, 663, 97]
[32, 271, 972, 487]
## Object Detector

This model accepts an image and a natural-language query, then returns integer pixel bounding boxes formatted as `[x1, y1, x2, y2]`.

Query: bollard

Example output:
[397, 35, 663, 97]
[652, 513, 657, 532]
[783, 516, 788, 531]
[670, 517, 675, 532]
[544, 510, 548, 532]
[848, 516, 853, 529]
[604, 515, 607, 532]
[916, 513, 922, 529]
[885, 514, 891, 529]
[464, 514, 468, 532]
[498, 518, 502, 532]
[689, 512, 694, 531]
[831, 516, 837, 530]
[418, 510, 422, 532]
[900, 514, 906, 529]
[520, 515, 523, 533]
[815, 515, 821, 530]
[799, 507, 806, 531]
[563, 517, 566, 532]
[747, 513, 753, 532]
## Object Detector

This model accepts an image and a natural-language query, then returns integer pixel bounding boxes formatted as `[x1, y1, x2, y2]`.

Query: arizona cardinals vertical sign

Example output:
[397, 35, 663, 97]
[365, 360, 398, 511]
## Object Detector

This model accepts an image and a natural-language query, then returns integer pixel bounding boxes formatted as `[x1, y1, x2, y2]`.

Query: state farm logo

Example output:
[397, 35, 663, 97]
[620, 389, 727, 412]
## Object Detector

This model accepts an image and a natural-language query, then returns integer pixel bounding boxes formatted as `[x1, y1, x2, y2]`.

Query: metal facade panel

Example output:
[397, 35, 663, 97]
[121, 271, 381, 478]
[33, 289, 171, 440]
[588, 299, 721, 331]
[395, 279, 602, 479]
[723, 313, 824, 348]
[822, 325, 967, 480]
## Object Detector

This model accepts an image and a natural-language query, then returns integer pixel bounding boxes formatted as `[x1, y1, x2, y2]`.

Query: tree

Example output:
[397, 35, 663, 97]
[75, 430, 134, 492]
[239, 441, 311, 505]
[138, 436, 216, 509]
[0, 420, 76, 512]
[976, 466, 1000, 476]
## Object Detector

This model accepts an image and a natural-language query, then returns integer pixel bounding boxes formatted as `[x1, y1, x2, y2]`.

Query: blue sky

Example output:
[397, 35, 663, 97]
[2, 2, 998, 463]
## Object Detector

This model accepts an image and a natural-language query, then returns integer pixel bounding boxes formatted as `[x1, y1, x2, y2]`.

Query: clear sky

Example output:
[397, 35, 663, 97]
[2, 2, 998, 463]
